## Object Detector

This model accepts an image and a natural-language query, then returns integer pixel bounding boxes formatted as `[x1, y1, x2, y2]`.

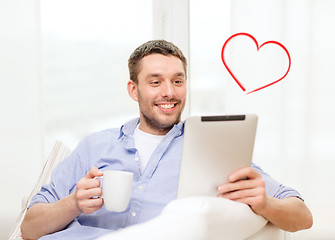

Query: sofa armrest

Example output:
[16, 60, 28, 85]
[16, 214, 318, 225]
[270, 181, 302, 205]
[247, 222, 290, 240]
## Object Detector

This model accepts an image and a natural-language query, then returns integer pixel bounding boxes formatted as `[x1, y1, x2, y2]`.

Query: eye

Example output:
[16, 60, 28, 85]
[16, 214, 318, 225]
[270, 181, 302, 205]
[174, 79, 184, 86]
[150, 80, 161, 86]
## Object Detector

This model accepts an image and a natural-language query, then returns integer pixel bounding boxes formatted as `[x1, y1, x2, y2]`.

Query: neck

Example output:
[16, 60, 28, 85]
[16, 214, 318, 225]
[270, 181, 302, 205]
[138, 123, 171, 135]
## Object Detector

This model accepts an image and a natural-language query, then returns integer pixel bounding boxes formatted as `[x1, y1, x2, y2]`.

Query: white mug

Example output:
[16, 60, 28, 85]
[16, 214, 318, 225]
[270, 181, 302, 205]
[100, 170, 134, 212]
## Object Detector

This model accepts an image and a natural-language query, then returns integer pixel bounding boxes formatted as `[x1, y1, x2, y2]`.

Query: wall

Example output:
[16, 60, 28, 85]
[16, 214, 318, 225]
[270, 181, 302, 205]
[0, 0, 44, 238]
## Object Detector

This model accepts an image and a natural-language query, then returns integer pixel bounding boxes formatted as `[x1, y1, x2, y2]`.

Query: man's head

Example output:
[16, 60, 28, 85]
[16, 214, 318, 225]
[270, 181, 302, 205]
[128, 40, 187, 83]
[127, 40, 187, 135]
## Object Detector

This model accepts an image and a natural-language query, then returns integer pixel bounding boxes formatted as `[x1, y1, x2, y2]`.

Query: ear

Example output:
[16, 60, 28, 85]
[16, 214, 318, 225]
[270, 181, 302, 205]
[127, 80, 138, 102]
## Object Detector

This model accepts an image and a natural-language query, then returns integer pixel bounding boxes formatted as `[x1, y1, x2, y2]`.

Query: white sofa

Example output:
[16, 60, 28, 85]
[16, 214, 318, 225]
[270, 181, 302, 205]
[9, 142, 289, 240]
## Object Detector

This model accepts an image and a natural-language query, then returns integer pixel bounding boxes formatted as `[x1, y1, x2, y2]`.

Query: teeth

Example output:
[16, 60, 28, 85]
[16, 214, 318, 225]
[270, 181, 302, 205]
[158, 104, 174, 109]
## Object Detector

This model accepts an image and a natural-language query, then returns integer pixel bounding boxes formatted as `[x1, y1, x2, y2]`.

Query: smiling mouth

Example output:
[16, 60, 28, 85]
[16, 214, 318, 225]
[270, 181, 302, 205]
[157, 103, 176, 109]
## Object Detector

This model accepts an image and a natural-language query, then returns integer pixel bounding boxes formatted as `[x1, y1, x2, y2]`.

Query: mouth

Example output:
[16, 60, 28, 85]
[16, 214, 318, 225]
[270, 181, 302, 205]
[156, 103, 177, 112]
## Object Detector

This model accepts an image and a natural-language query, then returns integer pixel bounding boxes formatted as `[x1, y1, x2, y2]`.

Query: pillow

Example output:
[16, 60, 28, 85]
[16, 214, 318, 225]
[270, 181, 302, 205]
[97, 197, 268, 240]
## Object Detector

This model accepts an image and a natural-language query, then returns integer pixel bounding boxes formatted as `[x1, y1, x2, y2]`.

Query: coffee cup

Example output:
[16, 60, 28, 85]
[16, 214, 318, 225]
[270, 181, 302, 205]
[100, 170, 134, 212]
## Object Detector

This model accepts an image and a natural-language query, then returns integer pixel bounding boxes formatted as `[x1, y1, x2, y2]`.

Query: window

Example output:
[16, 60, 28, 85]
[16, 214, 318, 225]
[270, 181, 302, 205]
[189, 1, 335, 238]
[41, 0, 153, 150]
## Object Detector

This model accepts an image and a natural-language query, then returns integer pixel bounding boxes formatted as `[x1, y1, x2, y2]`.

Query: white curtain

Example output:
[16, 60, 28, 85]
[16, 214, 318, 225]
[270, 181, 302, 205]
[189, 0, 335, 238]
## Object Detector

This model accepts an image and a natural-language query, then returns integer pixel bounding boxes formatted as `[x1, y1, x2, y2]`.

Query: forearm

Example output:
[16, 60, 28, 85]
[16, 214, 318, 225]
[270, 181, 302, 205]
[257, 196, 313, 232]
[21, 192, 81, 240]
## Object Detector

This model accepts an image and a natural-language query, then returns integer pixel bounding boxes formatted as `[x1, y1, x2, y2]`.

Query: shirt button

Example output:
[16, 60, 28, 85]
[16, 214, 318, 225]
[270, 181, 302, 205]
[135, 157, 139, 162]
[131, 212, 136, 217]
[138, 185, 143, 190]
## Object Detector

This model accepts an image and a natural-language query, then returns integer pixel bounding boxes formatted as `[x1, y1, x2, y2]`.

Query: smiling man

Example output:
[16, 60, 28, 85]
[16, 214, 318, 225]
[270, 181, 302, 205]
[127, 52, 186, 135]
[21, 40, 312, 240]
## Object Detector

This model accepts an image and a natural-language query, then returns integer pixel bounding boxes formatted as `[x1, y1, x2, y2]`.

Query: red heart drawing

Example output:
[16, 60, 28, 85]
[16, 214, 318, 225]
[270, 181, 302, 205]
[221, 33, 291, 94]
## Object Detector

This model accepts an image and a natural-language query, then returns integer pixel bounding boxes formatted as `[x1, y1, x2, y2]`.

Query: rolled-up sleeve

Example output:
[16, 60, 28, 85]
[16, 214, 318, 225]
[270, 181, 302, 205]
[28, 137, 90, 208]
[252, 163, 303, 200]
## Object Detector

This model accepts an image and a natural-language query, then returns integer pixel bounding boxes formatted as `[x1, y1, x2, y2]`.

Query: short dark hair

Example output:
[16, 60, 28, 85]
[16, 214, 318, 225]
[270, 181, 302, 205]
[128, 40, 187, 83]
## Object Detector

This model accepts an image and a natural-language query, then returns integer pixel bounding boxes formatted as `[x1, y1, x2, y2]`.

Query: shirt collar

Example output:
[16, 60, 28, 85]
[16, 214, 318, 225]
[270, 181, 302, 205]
[118, 117, 184, 139]
[118, 118, 140, 139]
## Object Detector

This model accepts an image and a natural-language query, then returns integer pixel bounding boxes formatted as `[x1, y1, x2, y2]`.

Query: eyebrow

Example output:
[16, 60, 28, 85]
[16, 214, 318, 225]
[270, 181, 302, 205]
[147, 73, 161, 78]
[175, 72, 185, 77]
[146, 72, 185, 79]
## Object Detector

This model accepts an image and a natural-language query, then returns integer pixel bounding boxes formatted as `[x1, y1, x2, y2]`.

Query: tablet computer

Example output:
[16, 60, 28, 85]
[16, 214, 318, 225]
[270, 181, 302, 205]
[177, 114, 258, 198]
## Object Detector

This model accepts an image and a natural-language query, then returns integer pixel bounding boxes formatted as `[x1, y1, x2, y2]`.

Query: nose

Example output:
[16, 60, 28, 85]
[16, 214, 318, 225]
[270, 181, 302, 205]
[161, 81, 176, 99]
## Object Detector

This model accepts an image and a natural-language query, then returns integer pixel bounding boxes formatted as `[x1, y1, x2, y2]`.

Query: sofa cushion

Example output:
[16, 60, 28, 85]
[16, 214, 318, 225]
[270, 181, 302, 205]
[97, 196, 268, 240]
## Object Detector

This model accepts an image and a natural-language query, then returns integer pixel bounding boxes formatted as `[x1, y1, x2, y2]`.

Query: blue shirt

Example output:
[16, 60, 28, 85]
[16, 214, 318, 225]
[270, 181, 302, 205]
[29, 118, 301, 240]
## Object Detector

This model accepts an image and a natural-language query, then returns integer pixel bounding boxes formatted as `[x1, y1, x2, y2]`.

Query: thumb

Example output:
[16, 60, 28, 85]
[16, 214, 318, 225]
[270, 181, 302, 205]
[86, 167, 103, 179]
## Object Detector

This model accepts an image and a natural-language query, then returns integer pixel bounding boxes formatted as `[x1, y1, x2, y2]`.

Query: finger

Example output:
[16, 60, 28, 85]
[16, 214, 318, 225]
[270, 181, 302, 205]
[86, 167, 103, 179]
[77, 187, 103, 200]
[233, 196, 257, 206]
[218, 178, 258, 194]
[218, 188, 260, 200]
[229, 167, 260, 182]
[80, 198, 104, 208]
[78, 199, 104, 214]
[77, 178, 101, 190]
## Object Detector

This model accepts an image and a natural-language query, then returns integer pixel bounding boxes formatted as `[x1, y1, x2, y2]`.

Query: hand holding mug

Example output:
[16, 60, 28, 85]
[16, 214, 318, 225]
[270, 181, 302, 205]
[75, 167, 104, 214]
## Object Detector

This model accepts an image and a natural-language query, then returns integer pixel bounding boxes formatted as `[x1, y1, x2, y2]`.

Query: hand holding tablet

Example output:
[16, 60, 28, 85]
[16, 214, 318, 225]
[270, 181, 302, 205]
[177, 114, 258, 199]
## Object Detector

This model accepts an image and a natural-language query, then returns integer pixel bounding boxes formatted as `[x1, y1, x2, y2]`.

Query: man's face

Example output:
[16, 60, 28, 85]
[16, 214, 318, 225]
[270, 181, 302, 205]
[128, 54, 186, 135]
